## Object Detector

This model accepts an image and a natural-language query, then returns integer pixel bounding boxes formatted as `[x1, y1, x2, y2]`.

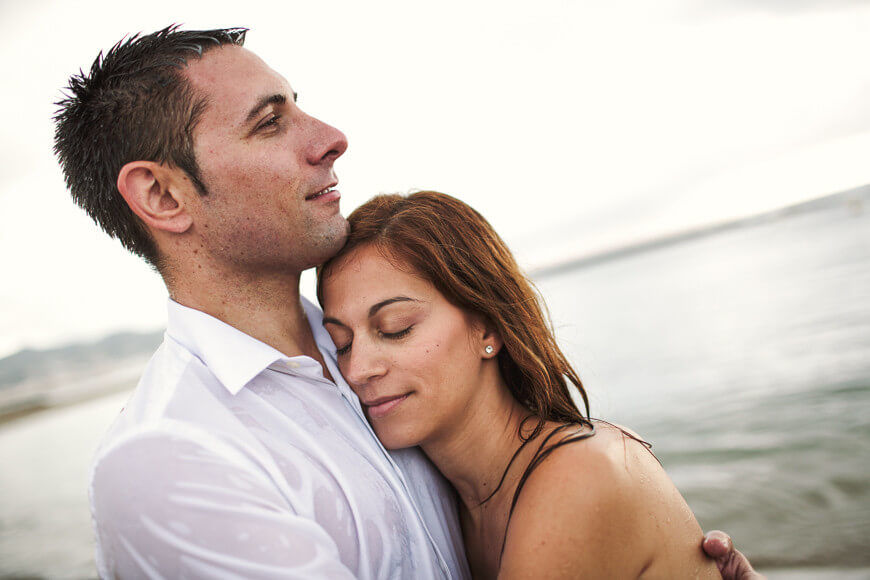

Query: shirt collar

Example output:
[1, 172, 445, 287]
[303, 297, 339, 358]
[166, 296, 337, 396]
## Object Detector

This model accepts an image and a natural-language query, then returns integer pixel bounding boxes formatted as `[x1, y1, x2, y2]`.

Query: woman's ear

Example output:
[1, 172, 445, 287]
[117, 161, 194, 234]
[480, 320, 504, 359]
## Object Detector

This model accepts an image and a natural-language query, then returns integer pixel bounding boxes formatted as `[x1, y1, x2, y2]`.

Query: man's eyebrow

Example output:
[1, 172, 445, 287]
[244, 92, 294, 124]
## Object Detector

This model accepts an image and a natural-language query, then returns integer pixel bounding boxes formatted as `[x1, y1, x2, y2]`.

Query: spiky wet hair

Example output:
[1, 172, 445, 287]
[53, 25, 247, 269]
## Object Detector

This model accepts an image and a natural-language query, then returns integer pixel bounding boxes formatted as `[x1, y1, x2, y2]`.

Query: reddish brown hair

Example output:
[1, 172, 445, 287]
[316, 191, 589, 435]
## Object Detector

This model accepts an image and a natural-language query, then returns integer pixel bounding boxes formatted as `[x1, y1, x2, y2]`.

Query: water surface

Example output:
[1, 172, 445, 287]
[1, 197, 868, 577]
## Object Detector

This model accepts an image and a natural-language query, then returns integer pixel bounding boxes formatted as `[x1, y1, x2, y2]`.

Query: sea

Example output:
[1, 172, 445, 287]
[1, 189, 868, 579]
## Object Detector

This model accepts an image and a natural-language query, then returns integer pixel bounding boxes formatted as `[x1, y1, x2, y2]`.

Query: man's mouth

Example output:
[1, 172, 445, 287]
[306, 185, 338, 201]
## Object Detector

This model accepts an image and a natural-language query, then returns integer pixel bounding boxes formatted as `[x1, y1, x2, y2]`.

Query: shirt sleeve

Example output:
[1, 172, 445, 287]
[91, 431, 357, 579]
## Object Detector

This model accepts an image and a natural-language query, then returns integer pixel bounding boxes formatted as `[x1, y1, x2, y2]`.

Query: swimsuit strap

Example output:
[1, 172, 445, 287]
[498, 419, 656, 561]
[478, 417, 540, 506]
[507, 422, 597, 523]
[495, 421, 596, 561]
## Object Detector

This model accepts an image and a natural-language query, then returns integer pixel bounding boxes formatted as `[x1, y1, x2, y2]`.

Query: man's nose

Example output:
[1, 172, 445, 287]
[307, 116, 348, 166]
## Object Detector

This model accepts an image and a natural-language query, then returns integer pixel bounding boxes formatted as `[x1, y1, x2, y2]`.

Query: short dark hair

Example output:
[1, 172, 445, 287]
[53, 25, 248, 269]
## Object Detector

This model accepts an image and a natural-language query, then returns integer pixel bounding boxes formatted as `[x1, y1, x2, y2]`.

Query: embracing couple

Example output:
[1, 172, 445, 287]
[55, 26, 762, 579]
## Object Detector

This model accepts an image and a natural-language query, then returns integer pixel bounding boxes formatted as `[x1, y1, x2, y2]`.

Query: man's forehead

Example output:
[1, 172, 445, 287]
[183, 45, 290, 115]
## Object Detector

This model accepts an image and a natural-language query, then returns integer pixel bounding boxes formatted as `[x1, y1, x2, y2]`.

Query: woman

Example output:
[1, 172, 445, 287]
[316, 191, 720, 579]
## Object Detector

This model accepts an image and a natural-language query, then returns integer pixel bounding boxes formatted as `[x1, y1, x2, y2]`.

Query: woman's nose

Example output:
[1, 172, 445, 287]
[343, 342, 387, 387]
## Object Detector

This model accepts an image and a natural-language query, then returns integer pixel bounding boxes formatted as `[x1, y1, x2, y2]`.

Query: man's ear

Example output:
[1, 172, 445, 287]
[117, 161, 194, 234]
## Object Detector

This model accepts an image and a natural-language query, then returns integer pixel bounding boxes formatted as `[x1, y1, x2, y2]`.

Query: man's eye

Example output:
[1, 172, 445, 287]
[380, 326, 413, 340]
[335, 343, 351, 356]
[257, 114, 281, 131]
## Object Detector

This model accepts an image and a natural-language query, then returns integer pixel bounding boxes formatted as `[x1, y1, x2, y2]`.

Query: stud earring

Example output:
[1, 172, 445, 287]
[485, 345, 494, 354]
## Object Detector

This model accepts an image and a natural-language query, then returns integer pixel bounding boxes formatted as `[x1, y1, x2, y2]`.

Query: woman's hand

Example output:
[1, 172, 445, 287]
[702, 530, 766, 580]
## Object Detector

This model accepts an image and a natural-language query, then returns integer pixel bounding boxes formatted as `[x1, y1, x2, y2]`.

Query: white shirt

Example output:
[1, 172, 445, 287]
[90, 298, 470, 579]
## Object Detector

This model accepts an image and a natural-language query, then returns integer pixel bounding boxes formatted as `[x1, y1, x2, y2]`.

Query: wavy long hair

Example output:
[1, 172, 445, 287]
[316, 191, 590, 437]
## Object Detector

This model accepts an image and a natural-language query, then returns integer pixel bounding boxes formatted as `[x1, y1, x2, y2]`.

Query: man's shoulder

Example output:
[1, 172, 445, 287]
[102, 337, 204, 422]
[91, 337, 240, 470]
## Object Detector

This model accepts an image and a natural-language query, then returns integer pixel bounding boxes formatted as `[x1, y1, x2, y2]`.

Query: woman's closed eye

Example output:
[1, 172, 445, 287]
[379, 326, 414, 340]
[334, 325, 414, 357]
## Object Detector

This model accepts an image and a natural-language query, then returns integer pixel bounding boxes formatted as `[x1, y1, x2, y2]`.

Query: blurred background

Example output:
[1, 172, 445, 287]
[1, 0, 869, 578]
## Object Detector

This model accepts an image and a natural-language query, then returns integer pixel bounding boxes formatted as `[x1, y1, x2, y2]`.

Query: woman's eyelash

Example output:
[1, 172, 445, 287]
[381, 326, 413, 340]
[334, 326, 414, 357]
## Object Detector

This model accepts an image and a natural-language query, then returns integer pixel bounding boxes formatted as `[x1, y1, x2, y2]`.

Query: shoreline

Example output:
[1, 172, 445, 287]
[0, 358, 145, 427]
[0, 379, 134, 427]
[529, 184, 868, 279]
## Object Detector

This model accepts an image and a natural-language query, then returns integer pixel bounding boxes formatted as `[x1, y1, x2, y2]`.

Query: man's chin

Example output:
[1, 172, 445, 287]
[309, 222, 350, 268]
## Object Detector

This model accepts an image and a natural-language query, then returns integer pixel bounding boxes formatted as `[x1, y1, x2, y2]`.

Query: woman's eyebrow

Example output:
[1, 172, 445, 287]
[368, 296, 418, 317]
[322, 297, 420, 327]
[321, 316, 345, 327]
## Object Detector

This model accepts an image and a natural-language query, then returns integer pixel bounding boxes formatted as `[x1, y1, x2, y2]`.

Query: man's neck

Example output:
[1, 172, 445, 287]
[167, 263, 327, 369]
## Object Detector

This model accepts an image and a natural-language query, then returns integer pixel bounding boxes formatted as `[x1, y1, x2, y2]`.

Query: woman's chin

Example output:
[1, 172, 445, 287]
[372, 425, 423, 451]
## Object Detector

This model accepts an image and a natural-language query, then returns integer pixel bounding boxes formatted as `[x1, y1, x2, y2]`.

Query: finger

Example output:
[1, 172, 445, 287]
[702, 529, 734, 560]
[726, 548, 765, 580]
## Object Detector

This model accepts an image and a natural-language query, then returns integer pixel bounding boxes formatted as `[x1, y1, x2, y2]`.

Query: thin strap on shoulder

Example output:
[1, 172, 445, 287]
[507, 423, 596, 522]
[499, 422, 597, 560]
[498, 419, 657, 562]
[592, 418, 659, 465]
[478, 416, 540, 506]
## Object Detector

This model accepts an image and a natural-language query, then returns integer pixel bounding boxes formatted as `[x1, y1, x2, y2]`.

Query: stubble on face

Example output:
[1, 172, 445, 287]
[179, 45, 349, 277]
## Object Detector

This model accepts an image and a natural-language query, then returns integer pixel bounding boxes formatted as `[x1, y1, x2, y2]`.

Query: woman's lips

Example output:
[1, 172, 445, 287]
[365, 393, 410, 419]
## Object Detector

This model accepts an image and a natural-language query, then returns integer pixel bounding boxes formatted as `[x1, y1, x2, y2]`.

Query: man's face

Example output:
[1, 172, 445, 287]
[183, 45, 349, 274]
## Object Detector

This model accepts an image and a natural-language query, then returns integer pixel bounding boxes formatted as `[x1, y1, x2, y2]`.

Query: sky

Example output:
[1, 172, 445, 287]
[2, 0, 870, 358]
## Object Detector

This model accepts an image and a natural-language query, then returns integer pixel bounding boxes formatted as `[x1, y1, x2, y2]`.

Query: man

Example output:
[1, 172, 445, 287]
[54, 26, 761, 579]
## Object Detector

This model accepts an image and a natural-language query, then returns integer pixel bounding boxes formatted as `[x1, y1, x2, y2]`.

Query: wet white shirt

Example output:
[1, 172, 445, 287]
[90, 298, 469, 579]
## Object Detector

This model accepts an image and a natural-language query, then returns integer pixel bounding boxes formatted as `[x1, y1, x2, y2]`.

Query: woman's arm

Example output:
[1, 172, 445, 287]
[498, 424, 719, 579]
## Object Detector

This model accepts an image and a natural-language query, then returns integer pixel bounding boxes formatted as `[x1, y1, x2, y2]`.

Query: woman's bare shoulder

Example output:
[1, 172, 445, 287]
[498, 422, 718, 579]
[521, 421, 661, 489]
[498, 422, 657, 578]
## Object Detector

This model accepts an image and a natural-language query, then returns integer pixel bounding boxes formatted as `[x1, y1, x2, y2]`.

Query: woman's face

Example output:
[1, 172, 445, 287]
[321, 245, 491, 449]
